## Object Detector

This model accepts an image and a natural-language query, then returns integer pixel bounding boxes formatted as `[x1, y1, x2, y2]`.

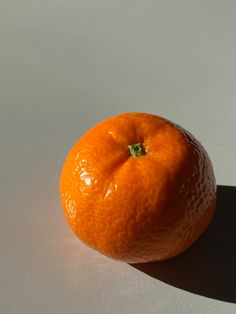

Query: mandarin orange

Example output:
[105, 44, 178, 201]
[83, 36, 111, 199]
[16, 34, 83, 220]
[60, 112, 216, 263]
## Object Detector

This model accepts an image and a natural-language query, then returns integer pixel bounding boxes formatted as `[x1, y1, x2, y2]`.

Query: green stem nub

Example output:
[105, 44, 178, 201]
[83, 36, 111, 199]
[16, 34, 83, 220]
[128, 143, 146, 158]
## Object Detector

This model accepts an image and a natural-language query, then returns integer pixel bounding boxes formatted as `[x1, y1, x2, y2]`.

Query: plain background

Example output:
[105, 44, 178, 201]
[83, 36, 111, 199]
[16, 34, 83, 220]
[1, 1, 236, 313]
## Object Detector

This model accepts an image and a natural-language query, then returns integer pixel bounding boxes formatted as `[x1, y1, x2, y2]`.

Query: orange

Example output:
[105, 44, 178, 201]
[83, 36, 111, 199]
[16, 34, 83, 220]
[60, 112, 216, 263]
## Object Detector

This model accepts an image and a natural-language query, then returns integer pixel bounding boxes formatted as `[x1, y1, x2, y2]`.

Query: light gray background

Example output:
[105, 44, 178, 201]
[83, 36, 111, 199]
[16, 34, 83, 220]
[1, 1, 236, 313]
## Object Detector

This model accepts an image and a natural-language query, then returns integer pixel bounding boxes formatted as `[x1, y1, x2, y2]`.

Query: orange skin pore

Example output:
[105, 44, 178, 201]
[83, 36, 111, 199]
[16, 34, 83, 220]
[60, 112, 216, 263]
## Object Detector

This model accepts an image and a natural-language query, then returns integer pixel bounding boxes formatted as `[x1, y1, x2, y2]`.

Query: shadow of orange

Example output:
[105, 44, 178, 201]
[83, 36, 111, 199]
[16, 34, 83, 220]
[130, 185, 236, 303]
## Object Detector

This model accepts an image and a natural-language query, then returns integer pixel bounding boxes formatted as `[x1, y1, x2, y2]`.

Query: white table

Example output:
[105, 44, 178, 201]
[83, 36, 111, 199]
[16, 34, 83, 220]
[1, 1, 236, 313]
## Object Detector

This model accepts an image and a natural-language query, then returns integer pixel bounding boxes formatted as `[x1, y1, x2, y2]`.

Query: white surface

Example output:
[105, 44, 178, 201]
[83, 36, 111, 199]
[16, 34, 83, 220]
[1, 1, 236, 313]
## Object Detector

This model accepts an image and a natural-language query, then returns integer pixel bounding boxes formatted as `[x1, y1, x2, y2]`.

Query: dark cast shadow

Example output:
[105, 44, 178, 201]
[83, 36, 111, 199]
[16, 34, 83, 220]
[130, 185, 236, 303]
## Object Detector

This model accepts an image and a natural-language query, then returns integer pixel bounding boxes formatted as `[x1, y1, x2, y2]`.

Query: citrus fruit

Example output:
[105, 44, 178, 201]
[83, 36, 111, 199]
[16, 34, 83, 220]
[60, 112, 216, 263]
